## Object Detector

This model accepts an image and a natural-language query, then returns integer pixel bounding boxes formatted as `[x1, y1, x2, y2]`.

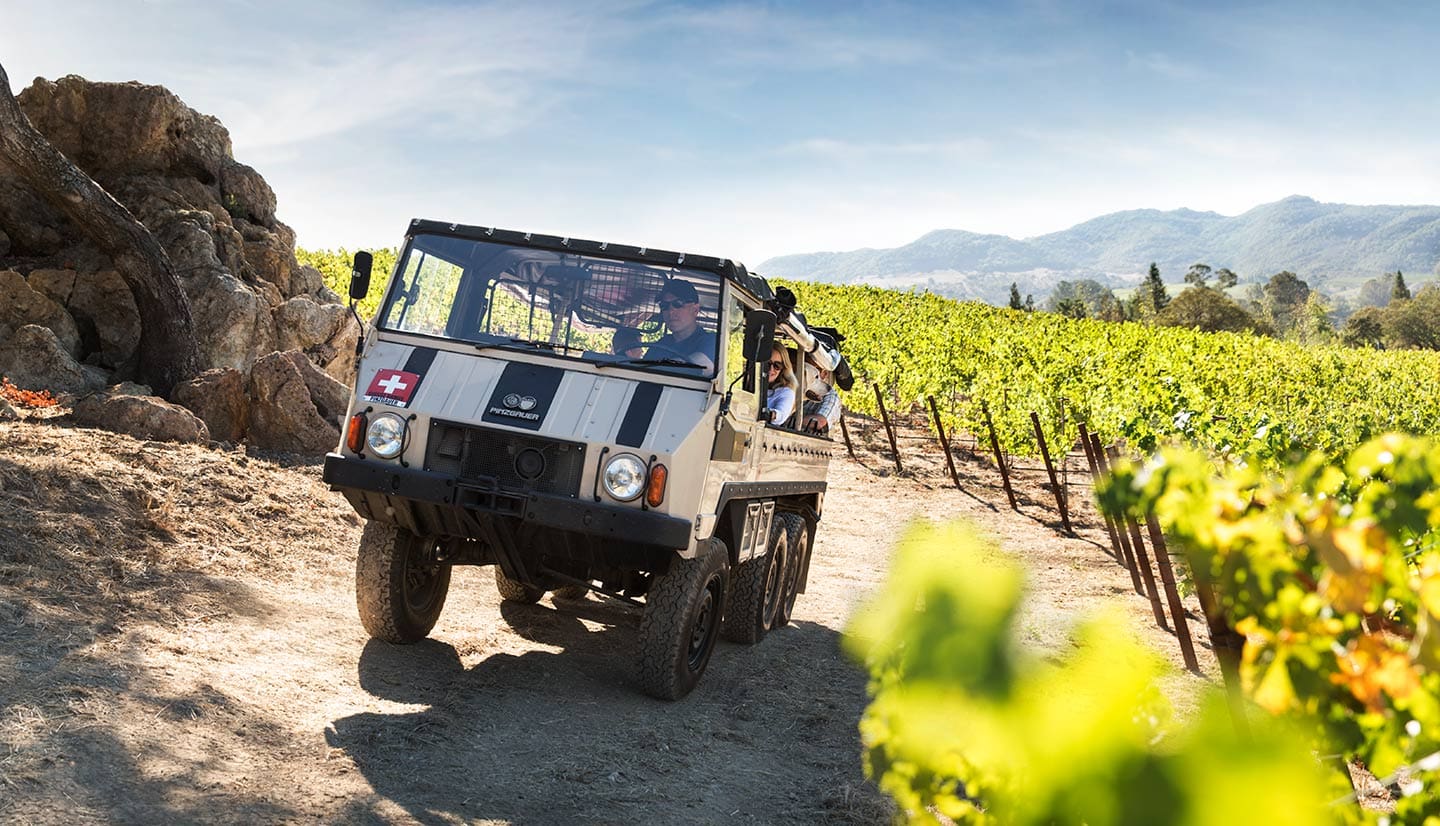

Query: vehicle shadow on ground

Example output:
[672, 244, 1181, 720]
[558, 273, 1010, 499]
[326, 606, 888, 825]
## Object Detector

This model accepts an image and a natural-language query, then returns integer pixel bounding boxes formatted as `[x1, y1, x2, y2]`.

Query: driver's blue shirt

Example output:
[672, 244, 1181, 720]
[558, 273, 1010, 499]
[648, 326, 717, 375]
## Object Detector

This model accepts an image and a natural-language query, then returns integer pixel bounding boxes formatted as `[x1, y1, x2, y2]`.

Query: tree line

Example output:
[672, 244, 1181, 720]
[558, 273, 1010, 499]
[1012, 265, 1440, 350]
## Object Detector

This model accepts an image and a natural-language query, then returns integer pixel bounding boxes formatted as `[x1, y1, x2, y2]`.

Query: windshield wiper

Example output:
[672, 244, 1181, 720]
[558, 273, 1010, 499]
[599, 357, 707, 370]
[474, 338, 559, 353]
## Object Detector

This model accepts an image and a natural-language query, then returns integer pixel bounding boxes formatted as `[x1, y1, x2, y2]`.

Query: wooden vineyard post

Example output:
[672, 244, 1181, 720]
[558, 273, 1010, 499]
[1077, 423, 1121, 563]
[837, 413, 856, 459]
[1192, 563, 1251, 736]
[1107, 444, 1169, 630]
[927, 395, 962, 491]
[1091, 434, 1144, 594]
[873, 383, 903, 473]
[1144, 515, 1200, 671]
[981, 401, 1018, 510]
[1030, 411, 1073, 534]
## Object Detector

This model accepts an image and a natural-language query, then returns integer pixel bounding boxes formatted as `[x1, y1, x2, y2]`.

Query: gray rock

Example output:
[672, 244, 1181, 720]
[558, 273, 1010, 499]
[26, 268, 141, 369]
[72, 389, 210, 444]
[219, 159, 277, 225]
[246, 350, 343, 454]
[0, 270, 83, 358]
[172, 367, 249, 443]
[17, 75, 232, 187]
[0, 324, 107, 395]
[184, 271, 276, 371]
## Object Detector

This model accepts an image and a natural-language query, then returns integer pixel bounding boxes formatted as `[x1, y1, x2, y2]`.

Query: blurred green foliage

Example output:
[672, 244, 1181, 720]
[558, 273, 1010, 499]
[1099, 435, 1440, 824]
[845, 521, 1333, 825]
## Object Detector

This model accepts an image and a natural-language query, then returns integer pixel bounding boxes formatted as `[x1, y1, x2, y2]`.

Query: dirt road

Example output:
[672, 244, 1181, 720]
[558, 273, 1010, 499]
[0, 415, 1212, 824]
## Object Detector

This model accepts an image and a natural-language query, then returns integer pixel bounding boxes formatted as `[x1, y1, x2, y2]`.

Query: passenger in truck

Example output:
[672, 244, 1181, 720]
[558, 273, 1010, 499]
[765, 343, 798, 427]
[801, 352, 841, 437]
[648, 279, 716, 373]
[612, 327, 645, 358]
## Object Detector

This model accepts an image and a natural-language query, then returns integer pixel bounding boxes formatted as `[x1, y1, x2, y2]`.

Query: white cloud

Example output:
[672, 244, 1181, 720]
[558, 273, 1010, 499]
[776, 137, 990, 163]
[1124, 50, 1206, 81]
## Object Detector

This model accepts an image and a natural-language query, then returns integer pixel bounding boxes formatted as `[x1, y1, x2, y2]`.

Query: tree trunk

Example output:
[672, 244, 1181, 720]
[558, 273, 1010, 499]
[0, 61, 200, 396]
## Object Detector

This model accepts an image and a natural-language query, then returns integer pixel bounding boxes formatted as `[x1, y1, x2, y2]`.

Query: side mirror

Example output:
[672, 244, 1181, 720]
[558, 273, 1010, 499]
[740, 309, 776, 395]
[742, 309, 777, 361]
[350, 251, 373, 302]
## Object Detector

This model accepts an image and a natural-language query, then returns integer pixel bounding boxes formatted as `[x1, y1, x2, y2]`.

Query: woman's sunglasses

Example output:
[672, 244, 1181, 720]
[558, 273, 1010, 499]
[768, 360, 785, 370]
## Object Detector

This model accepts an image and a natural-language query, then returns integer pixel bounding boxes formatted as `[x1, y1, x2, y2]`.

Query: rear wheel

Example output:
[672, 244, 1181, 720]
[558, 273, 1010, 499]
[773, 513, 808, 628]
[495, 568, 544, 604]
[355, 521, 451, 643]
[722, 517, 790, 644]
[638, 538, 728, 700]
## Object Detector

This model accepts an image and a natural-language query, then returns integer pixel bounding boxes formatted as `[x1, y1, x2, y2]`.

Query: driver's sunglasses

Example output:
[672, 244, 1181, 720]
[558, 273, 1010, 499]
[659, 299, 692, 310]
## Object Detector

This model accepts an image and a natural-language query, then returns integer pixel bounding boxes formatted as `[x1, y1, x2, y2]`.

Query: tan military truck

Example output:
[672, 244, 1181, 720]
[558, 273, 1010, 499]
[323, 220, 847, 699]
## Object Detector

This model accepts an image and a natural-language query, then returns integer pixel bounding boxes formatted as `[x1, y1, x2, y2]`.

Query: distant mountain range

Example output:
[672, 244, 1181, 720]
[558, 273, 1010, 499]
[757, 196, 1440, 305]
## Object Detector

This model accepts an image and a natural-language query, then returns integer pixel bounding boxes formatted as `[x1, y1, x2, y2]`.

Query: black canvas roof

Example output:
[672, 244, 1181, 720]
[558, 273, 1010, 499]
[406, 219, 776, 303]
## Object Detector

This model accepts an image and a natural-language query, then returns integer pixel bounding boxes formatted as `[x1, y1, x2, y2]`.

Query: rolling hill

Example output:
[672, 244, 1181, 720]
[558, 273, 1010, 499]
[758, 196, 1440, 305]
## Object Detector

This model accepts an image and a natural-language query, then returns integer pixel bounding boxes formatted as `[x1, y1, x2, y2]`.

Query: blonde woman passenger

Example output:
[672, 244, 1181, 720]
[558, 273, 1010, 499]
[765, 343, 799, 426]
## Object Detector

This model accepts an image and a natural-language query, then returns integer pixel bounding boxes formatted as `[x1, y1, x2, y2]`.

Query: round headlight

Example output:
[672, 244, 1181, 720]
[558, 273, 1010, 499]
[602, 453, 646, 501]
[366, 413, 406, 459]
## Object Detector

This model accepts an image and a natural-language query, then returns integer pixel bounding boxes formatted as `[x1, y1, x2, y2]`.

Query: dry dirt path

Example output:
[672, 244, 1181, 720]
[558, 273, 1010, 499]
[0, 416, 1214, 824]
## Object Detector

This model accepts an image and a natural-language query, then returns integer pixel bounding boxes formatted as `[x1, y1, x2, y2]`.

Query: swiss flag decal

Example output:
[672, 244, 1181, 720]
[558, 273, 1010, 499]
[364, 369, 420, 405]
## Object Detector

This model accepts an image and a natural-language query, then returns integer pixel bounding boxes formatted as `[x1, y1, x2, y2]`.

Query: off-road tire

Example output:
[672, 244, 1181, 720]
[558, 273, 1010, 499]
[637, 538, 728, 700]
[773, 513, 808, 628]
[495, 568, 544, 603]
[721, 519, 789, 644]
[552, 584, 589, 601]
[356, 521, 452, 643]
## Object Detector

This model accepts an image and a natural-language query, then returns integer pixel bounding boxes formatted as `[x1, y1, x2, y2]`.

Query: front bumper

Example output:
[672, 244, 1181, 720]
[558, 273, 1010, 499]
[322, 453, 692, 549]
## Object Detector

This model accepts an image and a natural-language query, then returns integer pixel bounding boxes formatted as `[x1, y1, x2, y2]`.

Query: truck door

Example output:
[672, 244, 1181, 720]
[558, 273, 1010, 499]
[711, 288, 760, 480]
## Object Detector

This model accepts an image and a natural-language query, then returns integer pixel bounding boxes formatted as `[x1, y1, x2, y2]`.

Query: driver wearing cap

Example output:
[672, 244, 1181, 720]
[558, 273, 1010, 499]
[648, 279, 717, 374]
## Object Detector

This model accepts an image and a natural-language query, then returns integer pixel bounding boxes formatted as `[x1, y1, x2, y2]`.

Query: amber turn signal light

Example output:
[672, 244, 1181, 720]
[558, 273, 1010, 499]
[646, 463, 668, 508]
[346, 412, 367, 453]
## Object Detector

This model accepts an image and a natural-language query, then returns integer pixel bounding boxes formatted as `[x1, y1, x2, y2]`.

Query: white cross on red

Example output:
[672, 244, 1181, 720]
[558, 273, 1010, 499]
[377, 374, 409, 395]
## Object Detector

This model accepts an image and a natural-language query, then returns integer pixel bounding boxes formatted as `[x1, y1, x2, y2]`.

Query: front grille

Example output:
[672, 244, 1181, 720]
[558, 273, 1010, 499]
[426, 420, 585, 497]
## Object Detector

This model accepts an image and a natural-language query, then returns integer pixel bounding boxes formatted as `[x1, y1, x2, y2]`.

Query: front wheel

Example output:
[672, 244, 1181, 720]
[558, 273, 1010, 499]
[355, 521, 452, 643]
[637, 538, 728, 700]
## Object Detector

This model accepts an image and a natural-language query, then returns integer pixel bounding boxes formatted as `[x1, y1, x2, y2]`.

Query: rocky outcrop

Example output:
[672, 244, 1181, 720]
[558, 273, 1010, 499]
[0, 74, 364, 451]
[71, 383, 210, 444]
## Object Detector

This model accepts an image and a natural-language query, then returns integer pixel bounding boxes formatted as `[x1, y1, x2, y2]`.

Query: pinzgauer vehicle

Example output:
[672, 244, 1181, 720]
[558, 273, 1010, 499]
[323, 220, 848, 699]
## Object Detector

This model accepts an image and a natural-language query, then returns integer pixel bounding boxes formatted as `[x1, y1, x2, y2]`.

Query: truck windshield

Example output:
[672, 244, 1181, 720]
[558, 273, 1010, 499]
[377, 234, 723, 379]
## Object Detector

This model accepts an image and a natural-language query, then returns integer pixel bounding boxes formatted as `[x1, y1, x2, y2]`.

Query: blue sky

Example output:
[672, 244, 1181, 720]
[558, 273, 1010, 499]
[3, 0, 1438, 267]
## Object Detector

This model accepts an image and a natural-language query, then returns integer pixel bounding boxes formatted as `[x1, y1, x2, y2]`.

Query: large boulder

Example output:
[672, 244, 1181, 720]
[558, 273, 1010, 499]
[0, 269, 83, 358]
[172, 367, 249, 443]
[16, 75, 230, 187]
[184, 271, 277, 371]
[246, 350, 347, 454]
[219, 160, 276, 225]
[274, 296, 359, 381]
[0, 324, 108, 395]
[71, 384, 210, 444]
[25, 268, 140, 369]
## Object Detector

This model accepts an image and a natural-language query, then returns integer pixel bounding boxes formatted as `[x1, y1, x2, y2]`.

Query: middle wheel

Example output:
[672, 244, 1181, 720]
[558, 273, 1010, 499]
[721, 514, 792, 644]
